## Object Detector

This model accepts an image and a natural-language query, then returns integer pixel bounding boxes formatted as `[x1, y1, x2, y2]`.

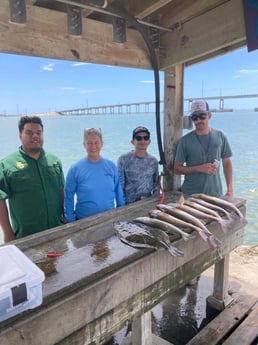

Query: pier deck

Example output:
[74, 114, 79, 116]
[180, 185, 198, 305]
[186, 295, 258, 345]
[0, 192, 246, 345]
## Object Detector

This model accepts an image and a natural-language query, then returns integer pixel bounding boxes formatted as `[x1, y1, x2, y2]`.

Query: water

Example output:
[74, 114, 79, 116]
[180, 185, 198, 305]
[0, 110, 257, 245]
[0, 111, 257, 344]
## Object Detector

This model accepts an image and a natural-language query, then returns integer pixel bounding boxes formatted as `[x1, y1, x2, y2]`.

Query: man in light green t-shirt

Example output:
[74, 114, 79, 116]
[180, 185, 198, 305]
[174, 99, 233, 197]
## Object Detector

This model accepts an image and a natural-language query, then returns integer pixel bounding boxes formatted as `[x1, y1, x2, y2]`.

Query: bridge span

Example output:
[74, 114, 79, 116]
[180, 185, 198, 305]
[58, 94, 258, 116]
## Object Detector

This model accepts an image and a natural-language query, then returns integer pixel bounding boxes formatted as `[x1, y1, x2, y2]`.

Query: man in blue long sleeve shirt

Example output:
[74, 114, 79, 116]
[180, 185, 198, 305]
[65, 128, 125, 222]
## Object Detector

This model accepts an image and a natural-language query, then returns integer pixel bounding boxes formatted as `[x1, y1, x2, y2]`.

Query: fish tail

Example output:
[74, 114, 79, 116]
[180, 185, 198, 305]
[216, 218, 233, 233]
[196, 229, 210, 242]
[207, 235, 222, 250]
[231, 212, 247, 226]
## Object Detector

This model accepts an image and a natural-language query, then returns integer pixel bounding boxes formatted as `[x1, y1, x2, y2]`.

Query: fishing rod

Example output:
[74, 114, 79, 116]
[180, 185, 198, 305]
[56, 0, 166, 165]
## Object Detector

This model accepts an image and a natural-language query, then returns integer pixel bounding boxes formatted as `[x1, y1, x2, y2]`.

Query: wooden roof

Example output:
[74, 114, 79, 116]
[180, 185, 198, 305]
[1, 0, 247, 70]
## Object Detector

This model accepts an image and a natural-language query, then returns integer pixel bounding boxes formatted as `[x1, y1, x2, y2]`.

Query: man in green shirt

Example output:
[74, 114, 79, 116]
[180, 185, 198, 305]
[174, 99, 233, 196]
[0, 116, 65, 242]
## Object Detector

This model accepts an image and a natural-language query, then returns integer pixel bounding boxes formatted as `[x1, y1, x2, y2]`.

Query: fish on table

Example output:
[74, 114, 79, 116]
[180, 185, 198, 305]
[188, 197, 232, 220]
[114, 221, 184, 257]
[192, 193, 246, 225]
[134, 216, 195, 241]
[153, 206, 221, 250]
[167, 201, 231, 233]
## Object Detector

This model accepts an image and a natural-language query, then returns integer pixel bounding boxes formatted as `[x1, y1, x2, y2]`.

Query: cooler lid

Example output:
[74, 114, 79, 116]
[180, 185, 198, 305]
[0, 245, 45, 292]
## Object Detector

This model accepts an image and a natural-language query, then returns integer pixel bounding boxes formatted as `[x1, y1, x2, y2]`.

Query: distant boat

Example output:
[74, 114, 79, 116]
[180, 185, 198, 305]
[254, 108, 258, 112]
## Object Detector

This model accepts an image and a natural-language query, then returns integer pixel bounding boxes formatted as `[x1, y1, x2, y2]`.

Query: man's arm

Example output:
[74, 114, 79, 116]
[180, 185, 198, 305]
[0, 199, 15, 243]
[222, 157, 233, 197]
[174, 161, 217, 175]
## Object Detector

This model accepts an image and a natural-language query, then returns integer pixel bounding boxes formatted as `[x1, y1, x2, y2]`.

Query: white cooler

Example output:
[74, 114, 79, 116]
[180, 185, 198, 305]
[0, 244, 45, 322]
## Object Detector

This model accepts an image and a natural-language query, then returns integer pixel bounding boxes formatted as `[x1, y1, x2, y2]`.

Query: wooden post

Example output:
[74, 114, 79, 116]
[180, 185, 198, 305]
[131, 311, 152, 345]
[162, 64, 184, 191]
[207, 254, 233, 311]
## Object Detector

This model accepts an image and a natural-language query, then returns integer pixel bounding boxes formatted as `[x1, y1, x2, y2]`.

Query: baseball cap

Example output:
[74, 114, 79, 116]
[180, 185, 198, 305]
[191, 99, 209, 116]
[132, 126, 150, 139]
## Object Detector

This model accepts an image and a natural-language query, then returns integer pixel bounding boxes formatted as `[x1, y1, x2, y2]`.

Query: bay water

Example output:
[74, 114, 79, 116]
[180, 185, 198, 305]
[0, 110, 257, 245]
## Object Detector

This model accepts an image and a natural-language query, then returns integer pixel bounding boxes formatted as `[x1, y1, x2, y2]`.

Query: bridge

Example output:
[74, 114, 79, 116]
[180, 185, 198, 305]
[58, 93, 258, 116]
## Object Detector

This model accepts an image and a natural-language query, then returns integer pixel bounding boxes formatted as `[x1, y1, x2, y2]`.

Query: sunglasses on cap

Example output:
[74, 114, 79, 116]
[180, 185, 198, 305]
[134, 135, 150, 141]
[191, 113, 207, 121]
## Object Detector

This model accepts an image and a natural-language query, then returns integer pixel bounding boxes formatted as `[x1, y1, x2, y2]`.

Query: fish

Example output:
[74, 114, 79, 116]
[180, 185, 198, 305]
[134, 216, 195, 241]
[154, 206, 221, 250]
[192, 193, 246, 225]
[188, 197, 232, 220]
[114, 221, 158, 250]
[114, 221, 184, 257]
[156, 204, 212, 234]
[167, 201, 231, 233]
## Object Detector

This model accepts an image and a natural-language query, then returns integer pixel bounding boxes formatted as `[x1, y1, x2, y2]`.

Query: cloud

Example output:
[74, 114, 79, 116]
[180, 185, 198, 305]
[234, 68, 258, 79]
[61, 87, 77, 90]
[71, 62, 91, 67]
[237, 68, 258, 74]
[42, 63, 55, 71]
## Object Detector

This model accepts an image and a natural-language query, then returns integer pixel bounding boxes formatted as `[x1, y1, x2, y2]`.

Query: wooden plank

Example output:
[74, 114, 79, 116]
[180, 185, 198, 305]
[160, 0, 246, 68]
[0, 0, 151, 69]
[186, 295, 258, 345]
[134, 0, 175, 19]
[122, 333, 173, 345]
[223, 301, 258, 345]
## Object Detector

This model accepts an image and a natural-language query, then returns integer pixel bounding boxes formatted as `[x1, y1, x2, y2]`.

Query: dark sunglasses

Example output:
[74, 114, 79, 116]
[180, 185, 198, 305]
[134, 135, 150, 141]
[191, 113, 207, 121]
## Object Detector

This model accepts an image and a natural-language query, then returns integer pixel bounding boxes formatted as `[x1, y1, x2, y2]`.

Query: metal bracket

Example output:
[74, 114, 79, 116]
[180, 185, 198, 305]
[67, 4, 82, 35]
[147, 17, 160, 49]
[113, 17, 126, 43]
[9, 0, 27, 23]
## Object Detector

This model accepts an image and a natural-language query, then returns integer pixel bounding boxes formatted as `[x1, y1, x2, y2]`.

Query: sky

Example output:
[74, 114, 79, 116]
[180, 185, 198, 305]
[1, 46, 258, 115]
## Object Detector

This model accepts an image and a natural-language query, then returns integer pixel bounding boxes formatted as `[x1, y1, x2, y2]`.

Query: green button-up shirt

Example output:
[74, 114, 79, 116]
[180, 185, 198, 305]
[0, 147, 64, 238]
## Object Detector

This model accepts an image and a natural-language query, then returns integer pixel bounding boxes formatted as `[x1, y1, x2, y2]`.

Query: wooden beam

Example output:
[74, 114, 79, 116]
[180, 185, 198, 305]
[163, 65, 183, 191]
[160, 0, 246, 68]
[0, 1, 152, 69]
[159, 0, 230, 28]
[133, 0, 176, 20]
